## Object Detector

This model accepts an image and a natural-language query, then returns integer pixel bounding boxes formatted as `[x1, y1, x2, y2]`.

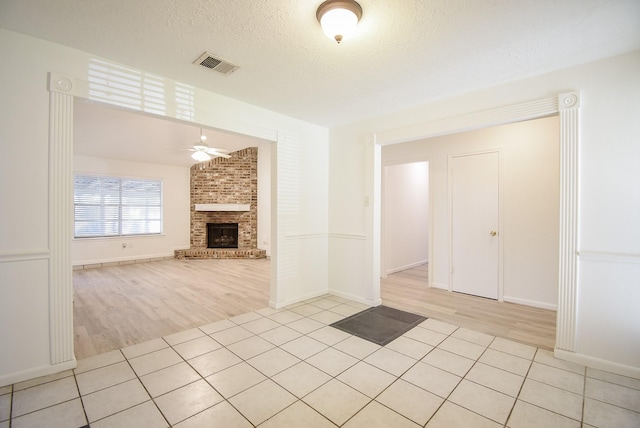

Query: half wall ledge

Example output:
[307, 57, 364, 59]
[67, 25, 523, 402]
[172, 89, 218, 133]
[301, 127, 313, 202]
[174, 248, 266, 259]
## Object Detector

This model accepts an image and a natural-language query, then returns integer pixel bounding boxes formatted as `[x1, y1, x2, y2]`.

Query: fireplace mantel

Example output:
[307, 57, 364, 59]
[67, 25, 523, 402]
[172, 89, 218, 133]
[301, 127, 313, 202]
[194, 204, 250, 212]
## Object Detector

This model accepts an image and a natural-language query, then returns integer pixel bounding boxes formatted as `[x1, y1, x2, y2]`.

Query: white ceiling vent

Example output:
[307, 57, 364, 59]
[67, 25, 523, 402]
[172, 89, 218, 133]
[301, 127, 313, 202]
[193, 52, 239, 76]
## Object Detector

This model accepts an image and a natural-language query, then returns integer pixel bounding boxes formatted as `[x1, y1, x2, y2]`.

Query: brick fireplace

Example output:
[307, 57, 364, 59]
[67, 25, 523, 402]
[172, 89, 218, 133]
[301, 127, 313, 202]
[175, 147, 266, 259]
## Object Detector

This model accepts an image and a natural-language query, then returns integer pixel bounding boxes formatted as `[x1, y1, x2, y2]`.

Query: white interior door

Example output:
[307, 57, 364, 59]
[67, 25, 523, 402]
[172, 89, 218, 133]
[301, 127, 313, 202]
[451, 151, 500, 299]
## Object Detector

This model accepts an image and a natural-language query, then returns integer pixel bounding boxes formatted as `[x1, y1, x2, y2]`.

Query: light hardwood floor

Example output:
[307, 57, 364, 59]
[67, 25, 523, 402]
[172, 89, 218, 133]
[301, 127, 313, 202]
[73, 258, 270, 359]
[381, 264, 557, 351]
[74, 259, 556, 359]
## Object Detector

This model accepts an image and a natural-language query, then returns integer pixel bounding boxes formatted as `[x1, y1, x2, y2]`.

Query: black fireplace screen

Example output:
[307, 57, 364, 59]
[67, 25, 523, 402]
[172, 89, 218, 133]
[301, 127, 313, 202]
[207, 223, 239, 248]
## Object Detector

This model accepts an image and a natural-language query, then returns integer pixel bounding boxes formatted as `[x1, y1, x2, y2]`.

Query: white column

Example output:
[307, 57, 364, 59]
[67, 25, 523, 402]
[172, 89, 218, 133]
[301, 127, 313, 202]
[48, 74, 75, 364]
[556, 91, 581, 352]
[366, 133, 382, 306]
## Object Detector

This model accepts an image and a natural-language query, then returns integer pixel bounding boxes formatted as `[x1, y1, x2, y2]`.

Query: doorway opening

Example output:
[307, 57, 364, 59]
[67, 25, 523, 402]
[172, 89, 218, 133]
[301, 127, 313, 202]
[380, 116, 560, 307]
[71, 98, 275, 358]
[382, 161, 429, 280]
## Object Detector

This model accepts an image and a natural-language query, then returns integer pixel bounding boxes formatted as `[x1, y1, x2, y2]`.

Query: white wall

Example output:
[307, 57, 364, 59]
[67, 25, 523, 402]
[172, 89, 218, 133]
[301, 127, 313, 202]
[72, 155, 190, 265]
[383, 117, 560, 309]
[329, 51, 640, 376]
[383, 162, 429, 275]
[0, 28, 329, 386]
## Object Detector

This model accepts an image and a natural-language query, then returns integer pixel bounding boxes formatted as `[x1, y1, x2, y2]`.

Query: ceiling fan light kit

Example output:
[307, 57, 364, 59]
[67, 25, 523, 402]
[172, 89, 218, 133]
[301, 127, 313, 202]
[191, 149, 212, 162]
[316, 0, 363, 44]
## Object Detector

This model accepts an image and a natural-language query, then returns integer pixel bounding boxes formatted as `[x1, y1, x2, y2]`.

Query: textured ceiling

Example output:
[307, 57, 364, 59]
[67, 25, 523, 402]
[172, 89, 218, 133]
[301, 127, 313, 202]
[1, 0, 639, 128]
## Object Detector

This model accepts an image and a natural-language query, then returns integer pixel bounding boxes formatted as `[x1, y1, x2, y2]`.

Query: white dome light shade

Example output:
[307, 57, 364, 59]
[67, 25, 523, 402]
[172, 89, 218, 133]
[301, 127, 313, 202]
[191, 150, 211, 162]
[316, 0, 362, 44]
[320, 9, 358, 42]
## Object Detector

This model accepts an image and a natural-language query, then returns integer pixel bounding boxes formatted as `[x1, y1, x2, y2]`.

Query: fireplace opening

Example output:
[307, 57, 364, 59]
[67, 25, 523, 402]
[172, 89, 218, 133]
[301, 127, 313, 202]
[207, 223, 239, 248]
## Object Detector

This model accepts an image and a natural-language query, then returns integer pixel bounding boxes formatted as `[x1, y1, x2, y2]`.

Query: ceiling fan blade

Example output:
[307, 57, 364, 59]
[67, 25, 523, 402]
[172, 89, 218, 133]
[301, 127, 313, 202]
[204, 147, 231, 158]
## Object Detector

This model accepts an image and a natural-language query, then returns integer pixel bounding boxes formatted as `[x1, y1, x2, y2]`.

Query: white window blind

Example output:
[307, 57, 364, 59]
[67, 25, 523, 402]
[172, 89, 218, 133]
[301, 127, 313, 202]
[74, 175, 162, 238]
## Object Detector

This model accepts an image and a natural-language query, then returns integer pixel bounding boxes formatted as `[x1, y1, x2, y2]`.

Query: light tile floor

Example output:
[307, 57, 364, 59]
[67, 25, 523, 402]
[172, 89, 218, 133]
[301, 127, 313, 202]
[2, 295, 639, 427]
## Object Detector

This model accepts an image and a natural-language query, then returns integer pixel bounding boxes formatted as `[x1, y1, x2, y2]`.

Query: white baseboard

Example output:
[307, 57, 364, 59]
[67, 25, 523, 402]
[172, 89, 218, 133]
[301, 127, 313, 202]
[73, 254, 176, 269]
[327, 288, 381, 307]
[503, 295, 557, 311]
[431, 283, 449, 290]
[385, 260, 428, 276]
[270, 289, 330, 309]
[0, 359, 77, 388]
[272, 287, 382, 309]
[555, 348, 640, 380]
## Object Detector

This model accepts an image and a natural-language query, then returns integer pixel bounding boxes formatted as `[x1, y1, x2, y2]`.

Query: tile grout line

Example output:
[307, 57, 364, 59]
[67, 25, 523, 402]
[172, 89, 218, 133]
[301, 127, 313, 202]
[421, 325, 469, 427]
[9, 373, 81, 424]
[71, 367, 90, 427]
[501, 344, 536, 427]
[176, 339, 256, 428]
[78, 346, 173, 426]
[510, 348, 590, 425]
[122, 342, 173, 428]
[451, 333, 511, 427]
[8, 385, 13, 428]
[581, 364, 588, 427]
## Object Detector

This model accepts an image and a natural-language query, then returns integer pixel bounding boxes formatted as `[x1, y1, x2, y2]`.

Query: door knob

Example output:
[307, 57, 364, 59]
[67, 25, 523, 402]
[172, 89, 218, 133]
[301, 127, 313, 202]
[490, 231, 497, 236]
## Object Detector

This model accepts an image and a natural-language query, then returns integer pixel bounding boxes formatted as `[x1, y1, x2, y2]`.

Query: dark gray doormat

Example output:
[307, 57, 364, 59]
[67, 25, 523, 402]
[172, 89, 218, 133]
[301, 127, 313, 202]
[330, 305, 427, 346]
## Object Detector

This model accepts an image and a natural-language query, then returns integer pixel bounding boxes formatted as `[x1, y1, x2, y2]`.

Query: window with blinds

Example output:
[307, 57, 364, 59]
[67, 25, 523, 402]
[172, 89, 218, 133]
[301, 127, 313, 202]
[74, 175, 163, 238]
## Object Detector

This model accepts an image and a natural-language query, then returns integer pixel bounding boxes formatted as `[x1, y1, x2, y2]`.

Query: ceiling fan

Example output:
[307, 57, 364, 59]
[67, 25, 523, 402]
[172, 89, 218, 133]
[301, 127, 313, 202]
[189, 128, 231, 162]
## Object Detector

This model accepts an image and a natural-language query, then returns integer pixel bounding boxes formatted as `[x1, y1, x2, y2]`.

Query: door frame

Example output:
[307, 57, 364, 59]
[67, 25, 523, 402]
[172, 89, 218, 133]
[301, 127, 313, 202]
[448, 149, 503, 300]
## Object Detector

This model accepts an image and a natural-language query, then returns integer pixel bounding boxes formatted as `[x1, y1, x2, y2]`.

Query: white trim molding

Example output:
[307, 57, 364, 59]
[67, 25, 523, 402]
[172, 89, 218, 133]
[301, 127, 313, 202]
[0, 360, 77, 389]
[503, 296, 558, 311]
[328, 233, 367, 240]
[578, 251, 640, 264]
[0, 250, 50, 263]
[556, 91, 581, 352]
[555, 349, 640, 380]
[48, 73, 76, 366]
[375, 97, 558, 146]
[385, 260, 428, 276]
[327, 288, 382, 307]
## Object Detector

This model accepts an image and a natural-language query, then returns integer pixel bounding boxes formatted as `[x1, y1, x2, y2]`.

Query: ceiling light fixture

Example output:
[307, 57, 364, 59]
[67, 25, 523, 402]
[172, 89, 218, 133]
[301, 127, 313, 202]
[316, 0, 363, 44]
[191, 149, 212, 162]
